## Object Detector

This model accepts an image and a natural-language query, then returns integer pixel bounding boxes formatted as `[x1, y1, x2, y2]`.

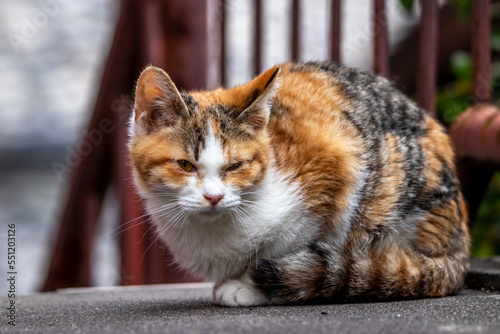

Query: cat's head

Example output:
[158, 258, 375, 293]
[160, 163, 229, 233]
[129, 65, 280, 218]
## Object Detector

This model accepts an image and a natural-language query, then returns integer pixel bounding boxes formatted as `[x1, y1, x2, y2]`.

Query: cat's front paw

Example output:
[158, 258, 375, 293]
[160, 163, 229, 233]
[213, 275, 268, 307]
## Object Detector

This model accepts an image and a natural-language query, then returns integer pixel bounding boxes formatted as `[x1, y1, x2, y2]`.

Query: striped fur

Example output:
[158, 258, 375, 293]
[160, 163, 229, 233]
[129, 61, 470, 306]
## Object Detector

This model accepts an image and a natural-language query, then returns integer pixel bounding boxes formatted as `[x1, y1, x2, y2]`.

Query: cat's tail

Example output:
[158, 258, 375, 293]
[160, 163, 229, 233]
[250, 225, 470, 304]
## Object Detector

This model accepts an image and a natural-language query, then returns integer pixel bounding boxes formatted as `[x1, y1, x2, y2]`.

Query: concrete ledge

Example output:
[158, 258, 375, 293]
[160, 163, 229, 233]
[466, 257, 500, 292]
[1, 259, 500, 334]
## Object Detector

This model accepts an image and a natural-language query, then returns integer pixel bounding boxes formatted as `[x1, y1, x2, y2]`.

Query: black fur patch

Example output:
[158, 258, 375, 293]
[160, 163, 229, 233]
[208, 105, 255, 142]
[178, 93, 207, 161]
[418, 164, 459, 211]
[251, 259, 288, 302]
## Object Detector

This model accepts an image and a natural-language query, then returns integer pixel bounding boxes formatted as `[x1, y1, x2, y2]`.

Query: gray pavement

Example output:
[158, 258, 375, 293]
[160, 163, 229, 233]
[1, 282, 499, 334]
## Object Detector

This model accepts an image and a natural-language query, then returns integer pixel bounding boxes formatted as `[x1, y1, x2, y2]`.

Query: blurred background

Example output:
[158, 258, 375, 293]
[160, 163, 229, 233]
[0, 0, 498, 296]
[0, 0, 118, 295]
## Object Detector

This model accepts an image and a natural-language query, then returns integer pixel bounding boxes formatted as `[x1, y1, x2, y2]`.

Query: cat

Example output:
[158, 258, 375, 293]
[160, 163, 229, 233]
[129, 61, 470, 306]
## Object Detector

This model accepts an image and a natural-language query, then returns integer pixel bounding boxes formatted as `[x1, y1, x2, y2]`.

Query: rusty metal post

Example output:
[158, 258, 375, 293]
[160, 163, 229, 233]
[330, 0, 342, 64]
[291, 0, 300, 61]
[220, 0, 227, 86]
[113, 0, 170, 287]
[473, 0, 491, 103]
[116, 108, 149, 286]
[450, 0, 497, 224]
[161, 0, 216, 91]
[143, 0, 167, 69]
[43, 0, 144, 291]
[373, 0, 389, 77]
[417, 0, 438, 117]
[133, 0, 166, 286]
[254, 0, 262, 76]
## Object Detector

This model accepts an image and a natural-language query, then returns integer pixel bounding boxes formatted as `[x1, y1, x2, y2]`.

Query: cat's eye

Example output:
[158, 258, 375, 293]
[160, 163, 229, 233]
[178, 160, 196, 172]
[226, 162, 243, 172]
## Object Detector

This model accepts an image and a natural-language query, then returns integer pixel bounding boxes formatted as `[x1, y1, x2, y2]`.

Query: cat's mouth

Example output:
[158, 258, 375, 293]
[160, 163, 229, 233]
[179, 199, 240, 218]
[192, 204, 235, 218]
[203, 206, 221, 214]
[185, 207, 225, 222]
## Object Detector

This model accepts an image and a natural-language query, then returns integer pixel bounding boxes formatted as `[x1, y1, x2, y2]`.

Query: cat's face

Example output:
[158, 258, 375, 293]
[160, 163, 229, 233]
[129, 66, 280, 219]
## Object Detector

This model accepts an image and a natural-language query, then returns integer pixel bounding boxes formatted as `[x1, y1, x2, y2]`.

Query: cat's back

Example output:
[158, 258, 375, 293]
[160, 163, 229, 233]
[269, 61, 467, 248]
[272, 61, 426, 136]
[270, 61, 451, 190]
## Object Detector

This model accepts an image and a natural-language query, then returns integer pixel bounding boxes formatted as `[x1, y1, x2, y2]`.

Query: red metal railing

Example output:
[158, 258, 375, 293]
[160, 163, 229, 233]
[373, 0, 389, 77]
[254, 0, 263, 75]
[44, 0, 500, 291]
[417, 0, 439, 117]
[449, 0, 500, 220]
[330, 0, 341, 63]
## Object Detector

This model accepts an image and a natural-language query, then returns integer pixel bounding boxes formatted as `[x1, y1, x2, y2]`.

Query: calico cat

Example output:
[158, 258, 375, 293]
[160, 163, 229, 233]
[129, 61, 470, 306]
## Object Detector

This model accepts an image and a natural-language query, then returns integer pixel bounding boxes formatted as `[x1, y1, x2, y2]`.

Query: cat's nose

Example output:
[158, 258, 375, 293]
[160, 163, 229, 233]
[204, 194, 224, 206]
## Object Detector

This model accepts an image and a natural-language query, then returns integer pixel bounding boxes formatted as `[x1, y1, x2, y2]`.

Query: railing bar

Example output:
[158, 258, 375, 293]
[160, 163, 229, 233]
[143, 0, 166, 68]
[417, 0, 438, 117]
[220, 0, 227, 86]
[373, 0, 389, 77]
[254, 0, 262, 76]
[291, 0, 300, 61]
[330, 0, 341, 63]
[473, 0, 491, 104]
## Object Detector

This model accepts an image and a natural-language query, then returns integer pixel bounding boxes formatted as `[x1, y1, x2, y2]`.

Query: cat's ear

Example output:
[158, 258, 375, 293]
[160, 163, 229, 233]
[237, 66, 281, 131]
[133, 66, 188, 134]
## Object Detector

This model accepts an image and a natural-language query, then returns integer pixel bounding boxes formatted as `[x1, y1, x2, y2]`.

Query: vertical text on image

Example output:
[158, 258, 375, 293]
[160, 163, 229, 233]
[6, 223, 17, 326]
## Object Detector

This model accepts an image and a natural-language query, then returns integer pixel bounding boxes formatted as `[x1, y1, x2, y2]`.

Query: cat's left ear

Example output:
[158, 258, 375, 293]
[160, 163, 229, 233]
[237, 66, 281, 131]
[133, 66, 189, 135]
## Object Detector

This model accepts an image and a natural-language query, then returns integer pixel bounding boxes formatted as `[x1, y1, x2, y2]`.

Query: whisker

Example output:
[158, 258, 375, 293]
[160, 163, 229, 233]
[137, 204, 185, 243]
[232, 207, 258, 270]
[99, 201, 179, 239]
[139, 206, 189, 265]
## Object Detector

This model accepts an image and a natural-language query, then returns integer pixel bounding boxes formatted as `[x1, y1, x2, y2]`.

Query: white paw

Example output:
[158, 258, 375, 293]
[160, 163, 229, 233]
[213, 276, 268, 307]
